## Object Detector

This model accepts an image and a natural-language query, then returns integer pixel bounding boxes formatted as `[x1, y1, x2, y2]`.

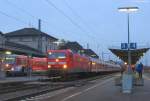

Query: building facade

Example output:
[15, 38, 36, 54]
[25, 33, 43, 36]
[0, 32, 4, 71]
[5, 28, 58, 53]
[0, 32, 2, 45]
[0, 32, 5, 50]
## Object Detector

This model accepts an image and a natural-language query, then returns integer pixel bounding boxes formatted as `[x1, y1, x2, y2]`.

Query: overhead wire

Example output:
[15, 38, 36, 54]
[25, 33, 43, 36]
[5, 0, 54, 27]
[45, 0, 97, 40]
[62, 0, 102, 52]
[6, 0, 76, 42]
[63, 0, 97, 36]
[4, 0, 79, 40]
[2, 0, 99, 52]
[5, 0, 37, 20]
[0, 10, 26, 24]
[5, 0, 97, 42]
[45, 0, 103, 53]
[5, 0, 61, 36]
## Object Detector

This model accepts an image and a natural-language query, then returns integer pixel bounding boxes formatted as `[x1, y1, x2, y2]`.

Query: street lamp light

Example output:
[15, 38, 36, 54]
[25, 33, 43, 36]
[118, 7, 139, 74]
[5, 51, 12, 55]
[118, 7, 139, 93]
[118, 7, 139, 13]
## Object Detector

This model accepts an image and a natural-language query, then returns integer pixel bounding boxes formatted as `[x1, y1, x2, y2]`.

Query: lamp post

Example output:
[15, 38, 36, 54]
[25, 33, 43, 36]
[118, 7, 139, 93]
[118, 7, 139, 74]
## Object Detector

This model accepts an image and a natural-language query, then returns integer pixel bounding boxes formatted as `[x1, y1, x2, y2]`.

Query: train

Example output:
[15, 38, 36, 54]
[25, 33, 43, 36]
[0, 49, 121, 77]
[31, 57, 47, 71]
[1, 54, 47, 76]
[47, 49, 121, 77]
[2, 55, 28, 72]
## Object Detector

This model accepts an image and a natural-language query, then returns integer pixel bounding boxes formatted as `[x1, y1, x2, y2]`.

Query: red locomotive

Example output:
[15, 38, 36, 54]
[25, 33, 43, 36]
[1, 49, 120, 77]
[31, 57, 47, 71]
[47, 49, 90, 76]
[47, 49, 120, 77]
[2, 55, 48, 75]
[3, 55, 29, 72]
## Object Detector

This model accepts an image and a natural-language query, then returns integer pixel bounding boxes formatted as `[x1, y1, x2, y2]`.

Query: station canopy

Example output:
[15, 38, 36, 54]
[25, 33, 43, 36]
[109, 48, 149, 65]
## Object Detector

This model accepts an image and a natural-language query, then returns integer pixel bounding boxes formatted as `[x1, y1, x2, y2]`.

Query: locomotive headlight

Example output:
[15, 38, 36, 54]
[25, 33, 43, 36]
[56, 59, 59, 62]
[48, 52, 52, 55]
[11, 68, 14, 71]
[63, 64, 67, 69]
[5, 64, 9, 67]
[92, 62, 96, 65]
[48, 65, 51, 68]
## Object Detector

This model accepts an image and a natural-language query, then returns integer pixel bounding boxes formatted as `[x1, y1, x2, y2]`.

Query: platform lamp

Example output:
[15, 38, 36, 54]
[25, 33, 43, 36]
[118, 7, 139, 93]
[118, 7, 139, 74]
[5, 51, 12, 55]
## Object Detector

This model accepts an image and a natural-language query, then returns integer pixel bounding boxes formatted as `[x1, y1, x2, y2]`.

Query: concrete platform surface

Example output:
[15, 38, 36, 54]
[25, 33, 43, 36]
[0, 76, 48, 84]
[24, 73, 150, 101]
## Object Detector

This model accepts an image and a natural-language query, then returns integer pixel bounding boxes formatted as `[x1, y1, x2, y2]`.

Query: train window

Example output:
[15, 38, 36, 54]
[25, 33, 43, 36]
[48, 52, 66, 59]
[4, 57, 15, 64]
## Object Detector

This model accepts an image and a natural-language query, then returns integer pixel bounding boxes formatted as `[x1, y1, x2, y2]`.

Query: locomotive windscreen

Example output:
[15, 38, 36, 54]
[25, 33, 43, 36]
[48, 52, 66, 59]
[4, 57, 15, 64]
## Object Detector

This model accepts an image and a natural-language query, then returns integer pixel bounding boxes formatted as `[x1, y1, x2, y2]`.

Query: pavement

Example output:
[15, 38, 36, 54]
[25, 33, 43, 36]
[23, 73, 150, 101]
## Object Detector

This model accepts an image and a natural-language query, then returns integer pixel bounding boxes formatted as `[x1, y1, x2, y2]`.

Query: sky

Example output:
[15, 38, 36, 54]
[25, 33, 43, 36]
[0, 0, 150, 64]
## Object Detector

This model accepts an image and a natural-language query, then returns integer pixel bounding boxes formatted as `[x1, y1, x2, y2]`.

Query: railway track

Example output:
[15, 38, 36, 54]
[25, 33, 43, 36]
[0, 73, 118, 101]
[0, 82, 65, 101]
[0, 83, 47, 94]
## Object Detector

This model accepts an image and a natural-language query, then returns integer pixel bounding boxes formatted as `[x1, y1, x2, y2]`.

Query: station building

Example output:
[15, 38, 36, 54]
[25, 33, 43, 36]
[5, 28, 58, 53]
[0, 32, 4, 55]
[59, 41, 83, 53]
[0, 32, 5, 45]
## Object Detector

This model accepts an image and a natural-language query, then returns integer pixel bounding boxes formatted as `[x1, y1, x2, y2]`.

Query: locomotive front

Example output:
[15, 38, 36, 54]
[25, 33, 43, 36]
[47, 50, 73, 77]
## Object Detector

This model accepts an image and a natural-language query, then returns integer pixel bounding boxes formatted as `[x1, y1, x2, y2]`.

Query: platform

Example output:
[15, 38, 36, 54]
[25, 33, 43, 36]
[34, 73, 150, 101]
[0, 76, 49, 84]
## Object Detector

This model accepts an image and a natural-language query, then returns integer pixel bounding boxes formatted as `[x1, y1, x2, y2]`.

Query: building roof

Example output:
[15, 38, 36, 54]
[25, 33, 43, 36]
[0, 31, 4, 36]
[83, 49, 99, 58]
[5, 28, 58, 41]
[109, 48, 149, 65]
[59, 41, 83, 52]
[0, 40, 45, 57]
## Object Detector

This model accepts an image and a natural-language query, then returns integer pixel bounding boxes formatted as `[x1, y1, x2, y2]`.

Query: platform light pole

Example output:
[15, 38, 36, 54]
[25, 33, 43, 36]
[118, 7, 139, 93]
[118, 7, 139, 74]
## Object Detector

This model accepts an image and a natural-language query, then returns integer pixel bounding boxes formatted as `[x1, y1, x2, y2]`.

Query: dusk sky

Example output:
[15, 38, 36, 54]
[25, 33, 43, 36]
[0, 0, 150, 64]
